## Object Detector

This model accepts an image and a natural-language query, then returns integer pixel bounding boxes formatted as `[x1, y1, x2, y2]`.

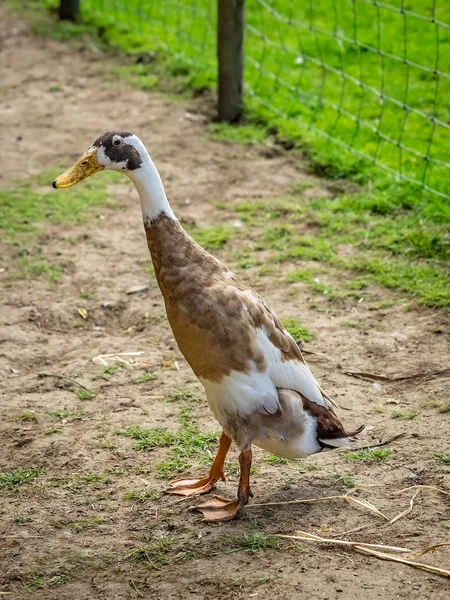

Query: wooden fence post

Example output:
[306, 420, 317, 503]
[59, 0, 80, 21]
[217, 0, 245, 122]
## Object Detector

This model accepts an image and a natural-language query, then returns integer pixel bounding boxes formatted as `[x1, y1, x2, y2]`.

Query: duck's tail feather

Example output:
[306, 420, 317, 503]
[318, 424, 365, 449]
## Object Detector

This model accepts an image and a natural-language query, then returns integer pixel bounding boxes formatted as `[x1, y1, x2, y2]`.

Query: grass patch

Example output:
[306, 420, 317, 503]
[123, 489, 160, 503]
[133, 371, 157, 384]
[232, 533, 280, 553]
[0, 164, 120, 282]
[66, 515, 106, 531]
[13, 2, 449, 310]
[24, 570, 70, 589]
[192, 225, 233, 250]
[45, 426, 62, 435]
[16, 257, 64, 282]
[95, 363, 122, 380]
[117, 426, 175, 451]
[436, 453, 450, 463]
[0, 467, 41, 489]
[14, 514, 31, 525]
[31, 0, 450, 198]
[339, 320, 361, 329]
[0, 168, 119, 242]
[118, 409, 218, 479]
[391, 410, 419, 420]
[20, 411, 38, 422]
[74, 387, 96, 401]
[281, 317, 313, 343]
[48, 408, 71, 419]
[263, 455, 289, 465]
[126, 539, 173, 570]
[343, 448, 392, 462]
[164, 389, 203, 403]
[51, 472, 111, 491]
[331, 472, 356, 489]
[156, 426, 218, 479]
[209, 123, 267, 145]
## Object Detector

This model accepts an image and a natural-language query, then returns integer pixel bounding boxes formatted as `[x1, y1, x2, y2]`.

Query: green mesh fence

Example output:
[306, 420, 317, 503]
[79, 1, 450, 199]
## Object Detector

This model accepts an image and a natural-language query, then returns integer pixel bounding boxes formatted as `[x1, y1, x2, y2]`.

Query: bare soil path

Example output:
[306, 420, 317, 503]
[1, 8, 449, 600]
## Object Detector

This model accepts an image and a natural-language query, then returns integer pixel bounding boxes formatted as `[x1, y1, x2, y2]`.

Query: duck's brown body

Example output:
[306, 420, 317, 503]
[144, 213, 362, 520]
[53, 130, 363, 522]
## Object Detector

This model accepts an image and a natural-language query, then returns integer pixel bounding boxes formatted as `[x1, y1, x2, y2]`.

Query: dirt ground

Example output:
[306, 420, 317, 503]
[1, 8, 449, 600]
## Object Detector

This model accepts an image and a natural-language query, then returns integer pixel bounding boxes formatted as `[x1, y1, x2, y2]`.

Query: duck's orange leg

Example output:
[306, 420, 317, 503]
[166, 432, 232, 496]
[190, 448, 253, 522]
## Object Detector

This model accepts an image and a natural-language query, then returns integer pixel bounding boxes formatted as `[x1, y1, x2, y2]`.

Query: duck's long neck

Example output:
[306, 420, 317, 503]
[125, 145, 220, 304]
[127, 151, 176, 224]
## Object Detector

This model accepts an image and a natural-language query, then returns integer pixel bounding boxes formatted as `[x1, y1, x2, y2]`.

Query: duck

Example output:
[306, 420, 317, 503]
[53, 131, 364, 522]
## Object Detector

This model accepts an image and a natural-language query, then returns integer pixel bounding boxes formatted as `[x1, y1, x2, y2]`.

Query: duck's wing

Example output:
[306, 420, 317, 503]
[242, 288, 339, 413]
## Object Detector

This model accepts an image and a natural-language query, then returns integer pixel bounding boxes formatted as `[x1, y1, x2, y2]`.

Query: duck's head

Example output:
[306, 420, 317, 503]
[52, 131, 146, 189]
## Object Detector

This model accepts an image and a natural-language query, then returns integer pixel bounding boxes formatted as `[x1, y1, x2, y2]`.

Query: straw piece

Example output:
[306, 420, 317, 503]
[278, 531, 450, 579]
[393, 485, 450, 497]
[334, 523, 373, 537]
[413, 542, 450, 559]
[389, 489, 420, 524]
[92, 352, 145, 367]
[249, 494, 388, 520]
[277, 531, 410, 553]
[356, 546, 450, 578]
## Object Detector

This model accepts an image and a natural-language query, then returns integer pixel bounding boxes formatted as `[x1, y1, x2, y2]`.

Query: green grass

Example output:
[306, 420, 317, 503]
[133, 371, 157, 384]
[123, 489, 160, 503]
[14, 514, 31, 525]
[51, 472, 111, 492]
[23, 569, 71, 589]
[0, 167, 120, 242]
[20, 411, 38, 422]
[118, 408, 218, 479]
[164, 389, 203, 403]
[209, 123, 267, 145]
[0, 467, 41, 489]
[232, 533, 280, 553]
[95, 363, 122, 380]
[391, 410, 420, 420]
[126, 539, 173, 570]
[29, 0, 450, 198]
[191, 225, 233, 250]
[67, 515, 106, 530]
[117, 426, 175, 451]
[0, 165, 121, 282]
[74, 387, 96, 401]
[48, 409, 71, 419]
[331, 472, 356, 489]
[281, 317, 313, 343]
[230, 193, 449, 308]
[45, 426, 62, 435]
[263, 455, 289, 465]
[8, 2, 449, 310]
[436, 453, 450, 463]
[343, 448, 392, 461]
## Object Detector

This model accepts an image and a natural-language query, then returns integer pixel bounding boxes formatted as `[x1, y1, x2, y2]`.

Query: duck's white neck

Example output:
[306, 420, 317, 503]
[124, 138, 176, 223]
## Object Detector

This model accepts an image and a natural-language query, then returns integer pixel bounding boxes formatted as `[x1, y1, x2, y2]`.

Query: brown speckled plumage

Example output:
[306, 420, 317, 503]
[145, 214, 307, 383]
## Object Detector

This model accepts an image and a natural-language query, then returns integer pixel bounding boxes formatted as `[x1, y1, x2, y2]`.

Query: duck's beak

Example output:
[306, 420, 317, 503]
[52, 149, 103, 189]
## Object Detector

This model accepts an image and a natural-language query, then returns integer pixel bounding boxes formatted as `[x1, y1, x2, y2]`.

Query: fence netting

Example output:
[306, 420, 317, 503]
[80, 1, 450, 199]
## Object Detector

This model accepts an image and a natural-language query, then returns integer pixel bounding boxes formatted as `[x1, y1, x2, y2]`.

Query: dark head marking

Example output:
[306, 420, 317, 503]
[92, 130, 143, 171]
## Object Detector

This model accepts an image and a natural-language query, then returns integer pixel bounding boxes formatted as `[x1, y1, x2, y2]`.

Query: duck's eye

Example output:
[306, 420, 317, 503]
[113, 139, 122, 146]
[81, 160, 88, 166]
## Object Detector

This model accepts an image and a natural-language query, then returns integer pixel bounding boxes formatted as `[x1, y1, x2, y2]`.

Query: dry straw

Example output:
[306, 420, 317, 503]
[278, 531, 450, 579]
[248, 493, 388, 520]
[250, 487, 450, 579]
